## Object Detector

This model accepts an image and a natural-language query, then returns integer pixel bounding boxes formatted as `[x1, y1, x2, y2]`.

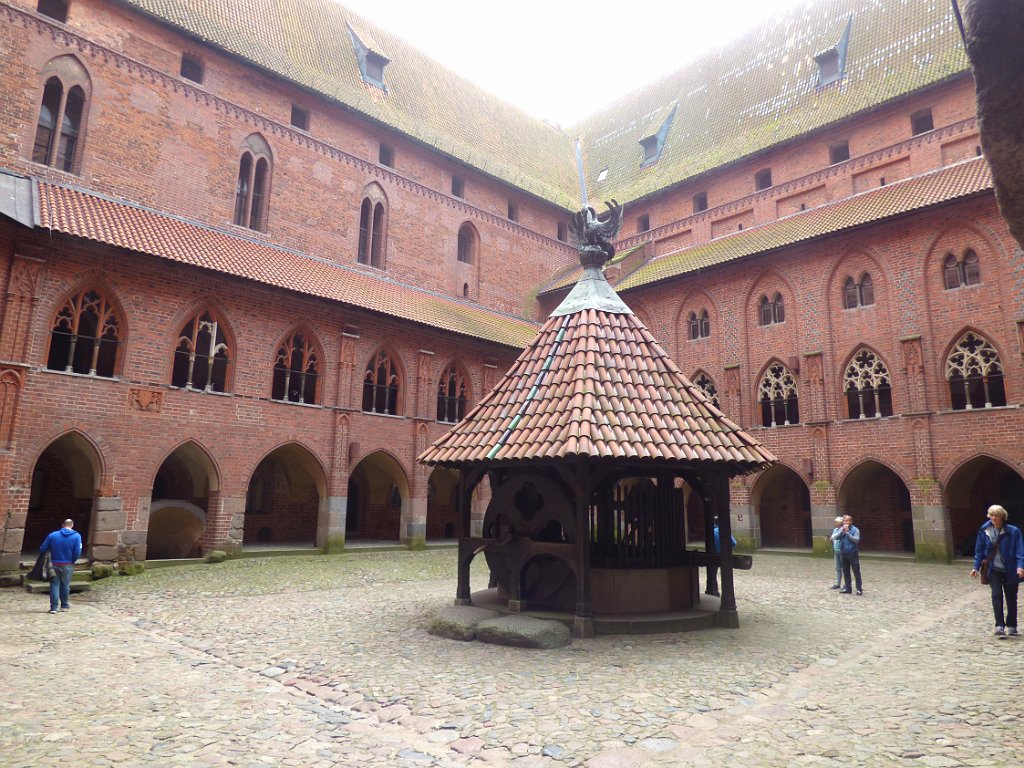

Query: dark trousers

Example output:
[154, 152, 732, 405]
[706, 565, 720, 596]
[989, 569, 1019, 628]
[841, 551, 862, 591]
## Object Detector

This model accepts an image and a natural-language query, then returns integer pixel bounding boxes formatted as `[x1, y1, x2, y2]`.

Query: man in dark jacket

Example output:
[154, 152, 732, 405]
[971, 505, 1024, 637]
[39, 519, 82, 614]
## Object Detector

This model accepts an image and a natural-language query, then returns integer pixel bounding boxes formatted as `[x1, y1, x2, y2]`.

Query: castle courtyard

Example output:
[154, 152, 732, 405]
[1, 550, 1018, 767]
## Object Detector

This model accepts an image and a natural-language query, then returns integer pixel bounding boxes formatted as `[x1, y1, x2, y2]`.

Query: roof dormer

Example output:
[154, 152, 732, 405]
[638, 104, 677, 168]
[814, 14, 852, 87]
[348, 23, 390, 91]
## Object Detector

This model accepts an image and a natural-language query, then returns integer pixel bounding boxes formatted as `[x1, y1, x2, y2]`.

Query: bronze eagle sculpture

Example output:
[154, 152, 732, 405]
[569, 199, 623, 264]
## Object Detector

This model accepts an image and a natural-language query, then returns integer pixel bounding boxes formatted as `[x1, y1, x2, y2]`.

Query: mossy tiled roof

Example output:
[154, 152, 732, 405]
[119, 0, 579, 209]
[615, 157, 992, 292]
[575, 0, 969, 204]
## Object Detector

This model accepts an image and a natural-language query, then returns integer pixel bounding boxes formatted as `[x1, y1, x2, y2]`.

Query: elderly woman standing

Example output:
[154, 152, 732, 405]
[971, 505, 1024, 637]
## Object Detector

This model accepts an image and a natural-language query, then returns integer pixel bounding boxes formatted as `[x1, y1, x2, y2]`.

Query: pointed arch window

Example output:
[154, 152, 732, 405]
[437, 363, 468, 423]
[843, 274, 874, 309]
[362, 349, 400, 415]
[357, 197, 387, 268]
[689, 309, 710, 340]
[843, 348, 892, 419]
[943, 249, 981, 289]
[171, 311, 231, 392]
[758, 293, 785, 326]
[946, 332, 1006, 410]
[46, 288, 121, 377]
[233, 137, 272, 231]
[272, 331, 320, 404]
[32, 77, 86, 172]
[457, 223, 477, 264]
[759, 363, 799, 427]
[693, 372, 720, 408]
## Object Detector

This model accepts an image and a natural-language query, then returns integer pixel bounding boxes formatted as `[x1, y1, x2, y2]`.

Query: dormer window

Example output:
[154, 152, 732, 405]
[814, 15, 852, 87]
[180, 53, 204, 84]
[348, 23, 389, 90]
[638, 104, 676, 168]
[597, 167, 609, 182]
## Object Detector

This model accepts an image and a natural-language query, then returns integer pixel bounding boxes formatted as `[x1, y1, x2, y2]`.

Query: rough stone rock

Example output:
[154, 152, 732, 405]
[475, 615, 571, 649]
[427, 605, 502, 641]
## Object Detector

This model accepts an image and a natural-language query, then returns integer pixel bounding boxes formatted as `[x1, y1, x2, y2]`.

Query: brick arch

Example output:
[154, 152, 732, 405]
[43, 280, 129, 376]
[833, 454, 914, 496]
[824, 248, 889, 306]
[922, 219, 1010, 269]
[744, 269, 797, 321]
[835, 458, 914, 552]
[27, 428, 106, 493]
[240, 132, 273, 161]
[938, 325, 1007, 366]
[631, 304, 654, 332]
[360, 180, 388, 204]
[939, 450, 1024, 490]
[346, 448, 412, 541]
[244, 440, 329, 499]
[151, 438, 222, 494]
[675, 288, 718, 345]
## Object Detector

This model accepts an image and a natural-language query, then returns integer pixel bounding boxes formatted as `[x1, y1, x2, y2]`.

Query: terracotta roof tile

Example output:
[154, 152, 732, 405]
[420, 270, 775, 471]
[33, 180, 537, 348]
[616, 157, 992, 291]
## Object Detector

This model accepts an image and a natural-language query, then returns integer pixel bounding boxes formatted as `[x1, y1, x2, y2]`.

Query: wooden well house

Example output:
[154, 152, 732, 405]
[418, 206, 776, 637]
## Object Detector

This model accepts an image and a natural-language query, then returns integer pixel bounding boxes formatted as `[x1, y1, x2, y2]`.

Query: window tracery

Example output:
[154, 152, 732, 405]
[758, 293, 784, 326]
[943, 249, 981, 290]
[843, 348, 892, 418]
[171, 311, 231, 392]
[47, 288, 120, 377]
[946, 332, 1006, 410]
[272, 331, 319, 404]
[759, 363, 798, 427]
[436, 363, 468, 423]
[693, 372, 720, 408]
[362, 349, 400, 415]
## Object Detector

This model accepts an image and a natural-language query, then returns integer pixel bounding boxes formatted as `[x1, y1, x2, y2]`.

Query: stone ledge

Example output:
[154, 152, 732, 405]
[427, 605, 501, 641]
[475, 615, 572, 649]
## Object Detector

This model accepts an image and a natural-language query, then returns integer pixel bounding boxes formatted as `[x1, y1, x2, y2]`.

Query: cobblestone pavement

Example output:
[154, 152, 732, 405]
[2, 551, 1020, 767]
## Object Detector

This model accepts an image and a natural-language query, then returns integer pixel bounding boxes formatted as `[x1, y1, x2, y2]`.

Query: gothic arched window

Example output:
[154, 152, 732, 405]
[272, 331, 320, 404]
[457, 223, 477, 264]
[47, 288, 121, 377]
[759, 363, 799, 427]
[843, 274, 874, 309]
[689, 309, 710, 340]
[32, 76, 87, 172]
[943, 249, 982, 290]
[436, 363, 468, 423]
[233, 136, 272, 231]
[758, 293, 785, 326]
[362, 349, 400, 415]
[693, 372, 720, 408]
[171, 310, 231, 392]
[843, 348, 892, 418]
[357, 198, 387, 268]
[946, 332, 1006, 410]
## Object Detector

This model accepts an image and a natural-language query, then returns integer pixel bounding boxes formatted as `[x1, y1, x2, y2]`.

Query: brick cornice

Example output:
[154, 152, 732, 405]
[1, 2, 576, 253]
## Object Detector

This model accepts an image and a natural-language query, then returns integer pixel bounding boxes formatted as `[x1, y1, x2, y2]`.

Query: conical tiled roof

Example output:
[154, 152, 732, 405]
[419, 263, 776, 472]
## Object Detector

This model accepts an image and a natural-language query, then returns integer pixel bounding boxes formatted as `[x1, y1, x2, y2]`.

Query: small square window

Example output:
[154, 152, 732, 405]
[692, 192, 708, 213]
[910, 108, 934, 136]
[754, 168, 773, 191]
[379, 143, 394, 167]
[451, 175, 465, 198]
[37, 0, 68, 22]
[637, 214, 650, 233]
[557, 222, 568, 242]
[290, 105, 309, 131]
[829, 140, 850, 164]
[180, 53, 204, 84]
[597, 167, 609, 182]
[507, 200, 519, 222]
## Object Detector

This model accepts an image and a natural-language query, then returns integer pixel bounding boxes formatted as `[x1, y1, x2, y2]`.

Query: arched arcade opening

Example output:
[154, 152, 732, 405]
[147, 442, 218, 559]
[346, 451, 408, 542]
[23, 432, 100, 558]
[752, 464, 811, 548]
[838, 461, 913, 553]
[946, 456, 1024, 557]
[244, 443, 326, 548]
[426, 467, 458, 540]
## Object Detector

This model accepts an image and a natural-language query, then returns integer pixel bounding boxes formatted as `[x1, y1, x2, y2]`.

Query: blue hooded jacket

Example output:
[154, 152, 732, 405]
[974, 521, 1024, 586]
[40, 527, 82, 565]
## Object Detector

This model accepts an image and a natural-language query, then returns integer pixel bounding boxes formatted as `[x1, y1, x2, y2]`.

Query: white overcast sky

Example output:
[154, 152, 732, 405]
[337, 0, 807, 126]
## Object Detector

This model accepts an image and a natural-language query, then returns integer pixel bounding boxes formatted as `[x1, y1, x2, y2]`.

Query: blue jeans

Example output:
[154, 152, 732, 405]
[989, 569, 1019, 629]
[833, 550, 842, 586]
[50, 565, 74, 611]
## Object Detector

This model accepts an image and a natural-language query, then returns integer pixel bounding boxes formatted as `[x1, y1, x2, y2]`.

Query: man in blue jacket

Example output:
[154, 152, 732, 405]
[832, 514, 863, 595]
[39, 519, 82, 614]
[971, 505, 1024, 637]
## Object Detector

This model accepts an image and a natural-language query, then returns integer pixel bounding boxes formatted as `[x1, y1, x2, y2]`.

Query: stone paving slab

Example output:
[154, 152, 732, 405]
[0, 551, 1019, 767]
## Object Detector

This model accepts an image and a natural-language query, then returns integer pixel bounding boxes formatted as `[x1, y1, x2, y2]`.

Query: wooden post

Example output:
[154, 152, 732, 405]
[454, 467, 482, 605]
[573, 461, 595, 638]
